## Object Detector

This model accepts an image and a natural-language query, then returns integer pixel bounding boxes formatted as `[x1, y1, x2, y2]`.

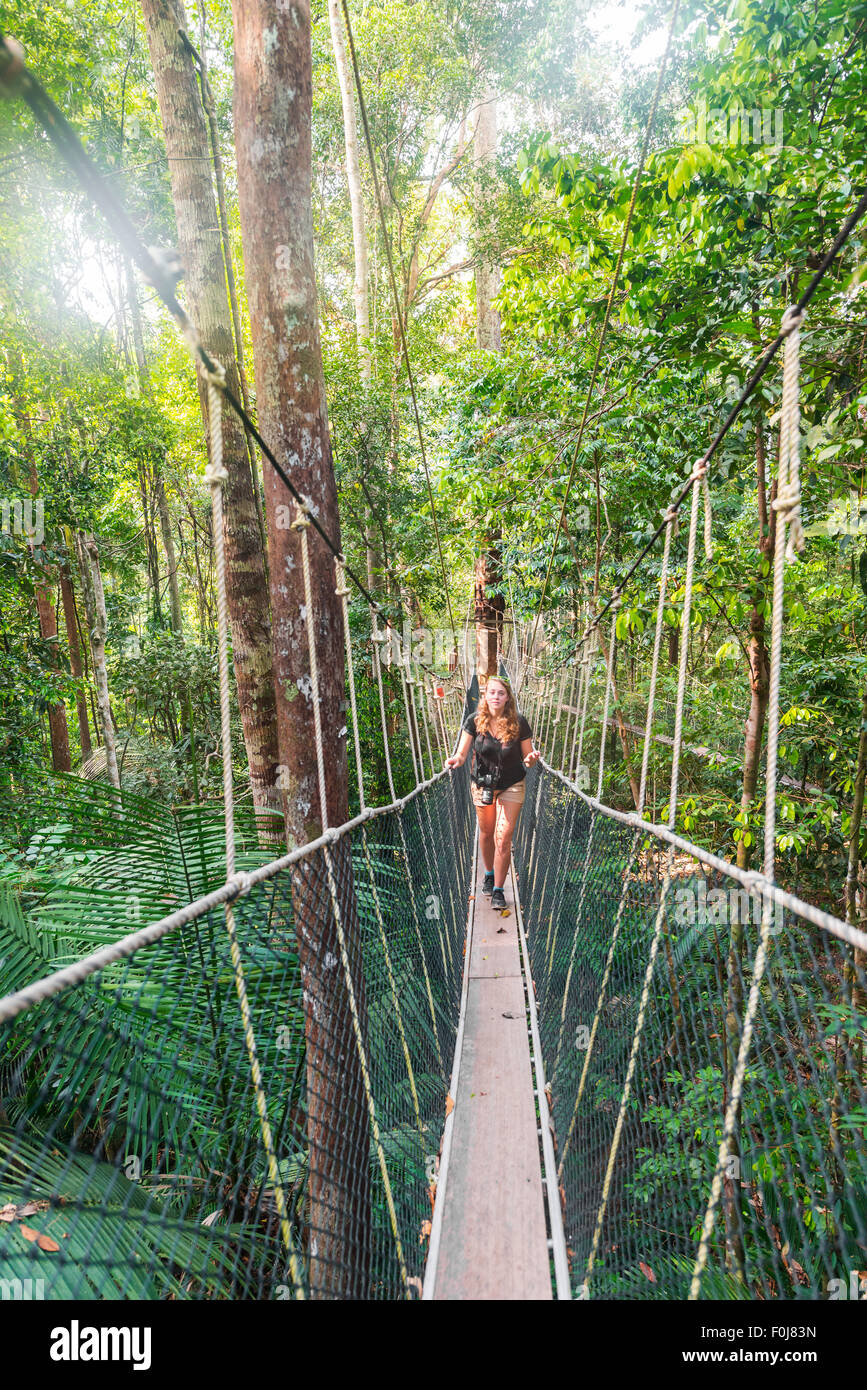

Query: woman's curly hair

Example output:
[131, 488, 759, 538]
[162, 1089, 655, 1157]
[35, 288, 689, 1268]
[475, 677, 521, 744]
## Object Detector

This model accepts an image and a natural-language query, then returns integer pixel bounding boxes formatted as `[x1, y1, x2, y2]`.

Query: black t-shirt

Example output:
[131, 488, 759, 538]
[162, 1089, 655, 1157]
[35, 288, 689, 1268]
[463, 712, 532, 791]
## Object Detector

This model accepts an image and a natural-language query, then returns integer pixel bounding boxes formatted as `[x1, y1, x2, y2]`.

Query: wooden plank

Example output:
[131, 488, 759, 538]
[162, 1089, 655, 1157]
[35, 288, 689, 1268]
[468, 893, 517, 979]
[431, 853, 552, 1300]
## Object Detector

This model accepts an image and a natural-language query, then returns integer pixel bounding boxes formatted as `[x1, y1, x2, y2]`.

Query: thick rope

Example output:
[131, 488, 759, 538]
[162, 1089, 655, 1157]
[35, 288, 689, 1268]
[541, 671, 557, 754]
[561, 660, 581, 779]
[538, 756, 867, 951]
[689, 307, 805, 1298]
[293, 511, 411, 1296]
[639, 512, 675, 809]
[206, 371, 305, 1298]
[557, 512, 675, 1170]
[399, 662, 422, 786]
[702, 474, 713, 561]
[372, 624, 398, 801]
[414, 667, 437, 777]
[573, 636, 596, 783]
[774, 308, 806, 562]
[406, 666, 457, 987]
[417, 685, 463, 940]
[336, 561, 365, 812]
[597, 602, 620, 799]
[584, 463, 704, 1289]
[0, 764, 463, 1025]
[372, 625, 445, 1072]
[558, 663, 578, 777]
[336, 560, 425, 1135]
[554, 666, 570, 769]
[545, 606, 618, 992]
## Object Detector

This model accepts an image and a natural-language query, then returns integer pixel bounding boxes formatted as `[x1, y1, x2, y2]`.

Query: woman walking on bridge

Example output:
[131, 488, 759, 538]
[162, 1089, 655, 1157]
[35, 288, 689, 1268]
[444, 676, 540, 910]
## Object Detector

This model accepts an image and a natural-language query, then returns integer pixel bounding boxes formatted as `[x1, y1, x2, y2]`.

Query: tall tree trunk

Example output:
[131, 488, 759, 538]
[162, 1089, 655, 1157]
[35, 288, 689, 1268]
[156, 475, 183, 635]
[474, 89, 501, 352]
[327, 0, 380, 592]
[32, 571, 71, 773]
[126, 256, 183, 634]
[137, 461, 163, 625]
[234, 0, 369, 1298]
[15, 394, 71, 772]
[472, 92, 503, 678]
[179, 22, 269, 562]
[140, 0, 280, 824]
[75, 531, 120, 788]
[59, 566, 92, 760]
[328, 0, 370, 382]
[474, 540, 504, 678]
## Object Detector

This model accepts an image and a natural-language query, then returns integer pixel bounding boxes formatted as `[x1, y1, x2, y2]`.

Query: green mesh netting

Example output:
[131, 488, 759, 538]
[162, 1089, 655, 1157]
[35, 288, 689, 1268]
[514, 766, 867, 1301]
[0, 768, 473, 1300]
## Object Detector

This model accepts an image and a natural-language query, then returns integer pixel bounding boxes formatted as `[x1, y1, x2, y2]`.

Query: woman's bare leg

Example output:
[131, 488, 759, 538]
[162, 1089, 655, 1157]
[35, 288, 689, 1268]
[475, 802, 497, 871]
[494, 798, 523, 887]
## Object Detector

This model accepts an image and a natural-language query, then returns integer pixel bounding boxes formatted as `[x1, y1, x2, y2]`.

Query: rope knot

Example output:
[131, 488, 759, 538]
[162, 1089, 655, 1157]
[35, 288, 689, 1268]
[227, 870, 252, 899]
[204, 357, 227, 391]
[290, 508, 311, 531]
[772, 480, 806, 559]
[775, 306, 806, 563]
[204, 459, 228, 486]
[690, 458, 708, 484]
[772, 480, 801, 515]
[664, 505, 678, 524]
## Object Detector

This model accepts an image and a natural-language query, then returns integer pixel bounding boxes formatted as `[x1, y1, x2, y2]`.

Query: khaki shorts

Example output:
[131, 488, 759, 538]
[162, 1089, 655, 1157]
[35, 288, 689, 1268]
[470, 778, 526, 809]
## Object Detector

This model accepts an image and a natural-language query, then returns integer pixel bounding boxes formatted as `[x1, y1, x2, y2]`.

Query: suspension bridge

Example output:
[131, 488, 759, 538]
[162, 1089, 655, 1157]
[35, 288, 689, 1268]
[1, 29, 867, 1303]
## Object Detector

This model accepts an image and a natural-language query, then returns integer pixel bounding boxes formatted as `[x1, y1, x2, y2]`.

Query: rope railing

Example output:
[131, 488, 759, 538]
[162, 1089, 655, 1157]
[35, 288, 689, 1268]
[0, 769, 474, 1298]
[512, 761, 867, 1300]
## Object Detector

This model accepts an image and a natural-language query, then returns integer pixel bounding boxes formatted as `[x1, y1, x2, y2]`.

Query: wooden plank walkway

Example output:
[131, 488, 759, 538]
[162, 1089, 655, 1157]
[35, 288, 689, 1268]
[427, 846, 552, 1300]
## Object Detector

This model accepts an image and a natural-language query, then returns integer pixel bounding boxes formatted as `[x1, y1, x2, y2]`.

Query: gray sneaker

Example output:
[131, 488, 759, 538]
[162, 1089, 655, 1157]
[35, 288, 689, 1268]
[482, 871, 495, 896]
[491, 888, 506, 911]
